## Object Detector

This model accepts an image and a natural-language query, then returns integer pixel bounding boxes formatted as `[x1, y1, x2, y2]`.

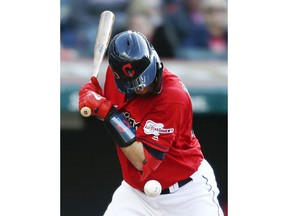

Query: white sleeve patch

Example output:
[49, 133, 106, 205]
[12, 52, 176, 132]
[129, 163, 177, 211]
[144, 120, 174, 141]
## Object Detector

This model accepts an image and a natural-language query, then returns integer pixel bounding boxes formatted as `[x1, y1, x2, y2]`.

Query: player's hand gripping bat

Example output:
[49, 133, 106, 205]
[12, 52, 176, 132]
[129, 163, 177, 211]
[80, 10, 115, 117]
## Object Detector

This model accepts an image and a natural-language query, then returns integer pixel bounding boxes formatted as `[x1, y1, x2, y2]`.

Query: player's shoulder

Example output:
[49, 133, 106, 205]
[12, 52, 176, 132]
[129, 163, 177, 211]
[161, 68, 190, 100]
[150, 68, 192, 117]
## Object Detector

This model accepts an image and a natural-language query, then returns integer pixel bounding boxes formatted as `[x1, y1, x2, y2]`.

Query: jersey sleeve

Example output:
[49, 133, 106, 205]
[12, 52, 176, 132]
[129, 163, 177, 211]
[137, 102, 185, 152]
[137, 102, 188, 181]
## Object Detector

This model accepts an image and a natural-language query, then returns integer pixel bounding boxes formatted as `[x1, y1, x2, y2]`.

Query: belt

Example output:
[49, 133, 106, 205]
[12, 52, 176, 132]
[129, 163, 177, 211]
[161, 177, 193, 195]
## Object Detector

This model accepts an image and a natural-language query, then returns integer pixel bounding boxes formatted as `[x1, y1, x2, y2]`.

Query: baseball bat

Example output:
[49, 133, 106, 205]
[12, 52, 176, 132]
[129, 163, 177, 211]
[80, 10, 115, 117]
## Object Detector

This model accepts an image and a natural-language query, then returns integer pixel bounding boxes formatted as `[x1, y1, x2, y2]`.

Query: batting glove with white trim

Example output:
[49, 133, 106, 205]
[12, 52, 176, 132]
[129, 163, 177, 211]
[78, 90, 113, 120]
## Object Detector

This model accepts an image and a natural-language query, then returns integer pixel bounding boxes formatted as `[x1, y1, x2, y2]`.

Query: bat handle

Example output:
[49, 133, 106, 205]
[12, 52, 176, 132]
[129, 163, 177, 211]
[80, 107, 92, 117]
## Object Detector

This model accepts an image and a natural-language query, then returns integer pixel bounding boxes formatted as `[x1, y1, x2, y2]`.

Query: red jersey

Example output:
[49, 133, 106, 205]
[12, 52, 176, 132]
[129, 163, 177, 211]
[104, 66, 204, 190]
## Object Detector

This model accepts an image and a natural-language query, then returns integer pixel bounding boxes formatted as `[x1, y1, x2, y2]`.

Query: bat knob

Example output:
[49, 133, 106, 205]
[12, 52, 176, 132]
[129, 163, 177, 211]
[80, 107, 92, 117]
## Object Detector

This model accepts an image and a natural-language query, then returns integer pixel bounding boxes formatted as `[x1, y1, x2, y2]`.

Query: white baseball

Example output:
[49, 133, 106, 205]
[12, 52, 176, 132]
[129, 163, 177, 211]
[144, 180, 162, 197]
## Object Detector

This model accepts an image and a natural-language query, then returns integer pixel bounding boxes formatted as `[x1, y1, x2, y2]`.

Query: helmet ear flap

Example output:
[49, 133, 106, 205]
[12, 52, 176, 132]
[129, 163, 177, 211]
[152, 62, 164, 94]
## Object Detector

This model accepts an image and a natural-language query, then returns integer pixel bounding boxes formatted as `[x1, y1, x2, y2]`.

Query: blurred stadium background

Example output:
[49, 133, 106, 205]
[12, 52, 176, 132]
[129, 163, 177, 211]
[61, 0, 228, 215]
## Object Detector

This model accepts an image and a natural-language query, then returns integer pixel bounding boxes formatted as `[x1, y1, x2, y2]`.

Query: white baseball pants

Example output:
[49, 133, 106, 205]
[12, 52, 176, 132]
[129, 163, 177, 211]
[103, 159, 224, 216]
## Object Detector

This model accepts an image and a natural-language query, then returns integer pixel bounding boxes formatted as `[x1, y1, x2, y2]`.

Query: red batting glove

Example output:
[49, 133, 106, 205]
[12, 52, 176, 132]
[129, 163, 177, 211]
[78, 91, 113, 120]
[79, 77, 103, 97]
[90, 76, 103, 94]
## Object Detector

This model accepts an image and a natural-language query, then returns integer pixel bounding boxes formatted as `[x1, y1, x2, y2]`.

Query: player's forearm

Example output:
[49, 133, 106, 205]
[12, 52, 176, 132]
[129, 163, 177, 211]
[79, 93, 145, 171]
[120, 141, 145, 171]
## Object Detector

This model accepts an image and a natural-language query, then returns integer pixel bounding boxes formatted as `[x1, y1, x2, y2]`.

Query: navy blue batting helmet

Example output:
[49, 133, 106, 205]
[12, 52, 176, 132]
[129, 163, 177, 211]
[108, 30, 163, 94]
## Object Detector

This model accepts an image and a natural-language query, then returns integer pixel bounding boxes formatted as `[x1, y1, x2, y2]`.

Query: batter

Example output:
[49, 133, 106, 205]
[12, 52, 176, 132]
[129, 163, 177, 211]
[78, 30, 224, 216]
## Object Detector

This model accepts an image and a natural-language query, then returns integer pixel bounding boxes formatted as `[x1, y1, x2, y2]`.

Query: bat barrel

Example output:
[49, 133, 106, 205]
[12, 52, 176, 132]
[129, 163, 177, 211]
[92, 10, 115, 78]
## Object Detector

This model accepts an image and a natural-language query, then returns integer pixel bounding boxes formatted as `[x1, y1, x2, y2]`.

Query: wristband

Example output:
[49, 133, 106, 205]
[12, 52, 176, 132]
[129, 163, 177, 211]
[104, 108, 136, 147]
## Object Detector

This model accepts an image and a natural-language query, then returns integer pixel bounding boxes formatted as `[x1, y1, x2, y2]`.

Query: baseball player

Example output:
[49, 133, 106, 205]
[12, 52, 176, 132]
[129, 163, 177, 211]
[78, 30, 224, 216]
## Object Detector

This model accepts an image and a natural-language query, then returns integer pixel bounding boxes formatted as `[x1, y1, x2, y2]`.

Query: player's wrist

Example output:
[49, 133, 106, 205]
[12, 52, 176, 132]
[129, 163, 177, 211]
[94, 97, 113, 120]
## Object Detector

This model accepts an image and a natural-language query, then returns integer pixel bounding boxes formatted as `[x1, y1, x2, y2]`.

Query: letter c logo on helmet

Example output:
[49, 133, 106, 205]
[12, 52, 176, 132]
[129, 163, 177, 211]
[122, 63, 135, 77]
